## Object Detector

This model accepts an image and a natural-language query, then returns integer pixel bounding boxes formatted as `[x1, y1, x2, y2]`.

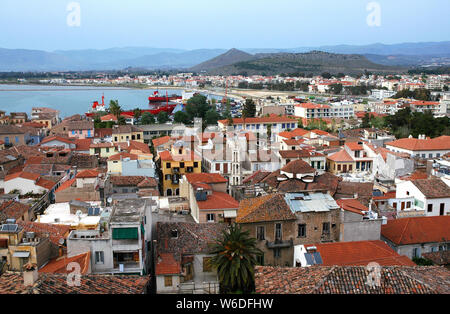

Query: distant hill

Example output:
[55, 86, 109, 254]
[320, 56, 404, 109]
[190, 48, 254, 72]
[0, 41, 448, 72]
[201, 51, 405, 75]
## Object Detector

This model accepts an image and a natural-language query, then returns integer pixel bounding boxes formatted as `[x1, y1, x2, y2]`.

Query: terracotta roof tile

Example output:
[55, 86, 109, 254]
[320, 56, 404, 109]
[237, 194, 296, 223]
[381, 216, 450, 245]
[39, 252, 90, 275]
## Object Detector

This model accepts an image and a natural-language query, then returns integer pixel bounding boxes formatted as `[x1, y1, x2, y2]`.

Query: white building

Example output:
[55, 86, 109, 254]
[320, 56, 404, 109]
[395, 178, 450, 216]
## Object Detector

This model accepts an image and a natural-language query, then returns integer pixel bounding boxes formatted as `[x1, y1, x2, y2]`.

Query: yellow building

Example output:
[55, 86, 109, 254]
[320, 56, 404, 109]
[112, 125, 144, 143]
[90, 142, 118, 158]
[158, 143, 202, 196]
[0, 224, 52, 271]
[326, 149, 356, 174]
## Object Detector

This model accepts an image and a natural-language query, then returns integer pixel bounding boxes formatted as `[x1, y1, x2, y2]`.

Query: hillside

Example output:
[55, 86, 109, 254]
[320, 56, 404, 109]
[203, 51, 405, 75]
[190, 48, 254, 72]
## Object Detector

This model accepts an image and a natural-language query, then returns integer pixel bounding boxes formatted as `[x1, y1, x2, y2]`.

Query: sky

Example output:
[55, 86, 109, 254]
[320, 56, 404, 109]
[0, 0, 449, 51]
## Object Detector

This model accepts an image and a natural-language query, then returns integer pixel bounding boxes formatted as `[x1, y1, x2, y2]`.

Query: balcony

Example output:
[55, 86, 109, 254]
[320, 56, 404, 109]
[266, 238, 293, 249]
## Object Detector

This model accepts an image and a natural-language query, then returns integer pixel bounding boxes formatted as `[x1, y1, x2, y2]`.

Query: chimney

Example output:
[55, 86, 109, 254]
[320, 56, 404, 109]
[426, 160, 433, 177]
[23, 263, 38, 287]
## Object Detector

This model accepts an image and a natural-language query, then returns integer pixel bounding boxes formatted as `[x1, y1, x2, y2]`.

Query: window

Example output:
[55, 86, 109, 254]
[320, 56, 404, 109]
[256, 253, 264, 266]
[274, 248, 281, 258]
[440, 203, 445, 216]
[412, 247, 421, 258]
[114, 137, 118, 141]
[112, 228, 138, 240]
[166, 163, 171, 169]
[298, 224, 306, 238]
[406, 191, 410, 196]
[106, 147, 110, 153]
[393, 202, 397, 210]
[194, 162, 199, 168]
[15, 136, 19, 143]
[180, 162, 185, 168]
[165, 174, 171, 180]
[337, 165, 341, 171]
[257, 226, 265, 240]
[406, 201, 411, 208]
[203, 257, 212, 272]
[275, 223, 282, 240]
[164, 276, 173, 287]
[137, 134, 141, 139]
[95, 251, 104, 264]
[215, 163, 220, 171]
[206, 213, 215, 222]
[427, 204, 433, 213]
[322, 222, 330, 235]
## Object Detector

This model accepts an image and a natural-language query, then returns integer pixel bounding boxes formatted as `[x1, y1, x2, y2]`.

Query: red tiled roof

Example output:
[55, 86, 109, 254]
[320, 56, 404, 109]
[345, 142, 363, 151]
[336, 198, 368, 215]
[197, 191, 239, 210]
[218, 114, 294, 125]
[296, 103, 330, 109]
[40, 136, 73, 145]
[126, 140, 150, 154]
[5, 171, 40, 182]
[386, 135, 450, 151]
[381, 216, 450, 245]
[305, 240, 415, 266]
[281, 159, 315, 174]
[327, 149, 354, 162]
[74, 138, 92, 151]
[108, 152, 138, 161]
[76, 169, 99, 178]
[152, 136, 171, 147]
[158, 150, 201, 162]
[55, 178, 76, 192]
[39, 252, 91, 275]
[35, 177, 57, 190]
[100, 114, 118, 122]
[0, 272, 149, 294]
[185, 173, 228, 184]
[156, 253, 181, 275]
[17, 221, 71, 245]
[237, 194, 296, 223]
[0, 201, 30, 221]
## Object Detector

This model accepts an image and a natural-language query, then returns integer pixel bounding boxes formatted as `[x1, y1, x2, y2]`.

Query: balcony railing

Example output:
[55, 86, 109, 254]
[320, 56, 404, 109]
[266, 238, 293, 249]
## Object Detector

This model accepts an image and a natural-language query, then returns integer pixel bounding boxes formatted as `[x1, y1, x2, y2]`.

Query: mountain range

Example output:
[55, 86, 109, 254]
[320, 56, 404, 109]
[192, 50, 405, 75]
[0, 41, 448, 72]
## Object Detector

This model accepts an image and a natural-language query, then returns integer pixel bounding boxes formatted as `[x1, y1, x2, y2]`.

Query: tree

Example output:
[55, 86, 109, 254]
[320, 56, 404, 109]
[297, 118, 304, 129]
[266, 124, 272, 140]
[133, 108, 142, 122]
[209, 224, 262, 293]
[157, 111, 169, 124]
[329, 83, 343, 95]
[321, 72, 332, 79]
[242, 98, 256, 118]
[205, 109, 221, 126]
[173, 111, 189, 124]
[185, 94, 210, 121]
[109, 100, 122, 119]
[361, 113, 371, 128]
[118, 116, 126, 125]
[140, 112, 155, 125]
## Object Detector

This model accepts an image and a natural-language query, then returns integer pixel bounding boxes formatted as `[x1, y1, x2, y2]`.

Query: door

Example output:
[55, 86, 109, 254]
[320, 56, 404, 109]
[343, 165, 347, 173]
[440, 203, 445, 216]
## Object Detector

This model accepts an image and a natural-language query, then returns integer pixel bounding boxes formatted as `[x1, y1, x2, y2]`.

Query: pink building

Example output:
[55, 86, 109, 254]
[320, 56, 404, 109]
[67, 120, 94, 139]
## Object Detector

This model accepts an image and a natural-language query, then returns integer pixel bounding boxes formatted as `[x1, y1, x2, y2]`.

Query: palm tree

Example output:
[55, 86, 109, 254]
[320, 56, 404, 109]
[133, 108, 142, 123]
[109, 100, 122, 119]
[209, 224, 262, 293]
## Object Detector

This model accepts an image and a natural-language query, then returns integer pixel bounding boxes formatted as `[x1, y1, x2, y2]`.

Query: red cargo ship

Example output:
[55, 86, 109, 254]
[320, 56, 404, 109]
[148, 90, 181, 103]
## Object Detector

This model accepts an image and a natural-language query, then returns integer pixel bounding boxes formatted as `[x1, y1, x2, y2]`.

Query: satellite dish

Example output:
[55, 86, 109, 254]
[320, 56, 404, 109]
[58, 238, 65, 245]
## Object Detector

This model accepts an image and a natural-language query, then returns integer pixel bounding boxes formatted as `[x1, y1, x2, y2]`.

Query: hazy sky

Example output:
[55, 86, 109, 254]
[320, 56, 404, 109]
[0, 0, 449, 51]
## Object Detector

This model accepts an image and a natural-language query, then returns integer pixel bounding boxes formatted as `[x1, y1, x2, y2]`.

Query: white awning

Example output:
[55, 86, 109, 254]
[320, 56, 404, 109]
[13, 251, 30, 258]
[223, 210, 237, 218]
